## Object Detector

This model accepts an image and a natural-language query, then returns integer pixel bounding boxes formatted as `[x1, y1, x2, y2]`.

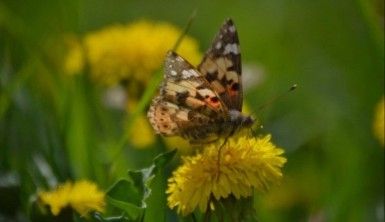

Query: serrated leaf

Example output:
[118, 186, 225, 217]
[106, 179, 143, 221]
[106, 150, 176, 221]
[127, 149, 176, 208]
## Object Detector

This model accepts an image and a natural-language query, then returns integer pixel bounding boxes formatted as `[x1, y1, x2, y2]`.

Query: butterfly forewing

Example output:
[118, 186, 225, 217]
[198, 19, 243, 111]
[162, 52, 227, 117]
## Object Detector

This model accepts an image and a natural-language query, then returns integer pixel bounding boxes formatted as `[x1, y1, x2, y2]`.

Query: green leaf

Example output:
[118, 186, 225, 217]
[91, 212, 130, 222]
[106, 196, 143, 220]
[127, 149, 176, 208]
[107, 179, 142, 207]
[106, 179, 143, 221]
[106, 150, 176, 221]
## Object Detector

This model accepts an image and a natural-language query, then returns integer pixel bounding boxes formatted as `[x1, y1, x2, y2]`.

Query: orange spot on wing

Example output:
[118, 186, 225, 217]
[205, 96, 221, 110]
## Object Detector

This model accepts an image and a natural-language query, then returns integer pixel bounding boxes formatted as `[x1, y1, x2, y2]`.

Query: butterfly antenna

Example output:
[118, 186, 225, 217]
[172, 9, 197, 52]
[257, 84, 298, 113]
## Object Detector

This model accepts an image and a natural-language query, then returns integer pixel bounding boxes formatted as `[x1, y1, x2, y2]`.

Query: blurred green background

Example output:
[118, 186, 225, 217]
[0, 0, 383, 221]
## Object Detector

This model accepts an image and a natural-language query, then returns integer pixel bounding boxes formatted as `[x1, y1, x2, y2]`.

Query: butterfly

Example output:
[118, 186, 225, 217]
[147, 19, 254, 143]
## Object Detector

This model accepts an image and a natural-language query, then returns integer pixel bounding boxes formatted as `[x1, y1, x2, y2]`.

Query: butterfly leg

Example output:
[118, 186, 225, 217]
[216, 136, 229, 180]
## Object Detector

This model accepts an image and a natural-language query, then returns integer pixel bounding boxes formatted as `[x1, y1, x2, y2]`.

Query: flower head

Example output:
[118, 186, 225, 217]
[373, 96, 384, 146]
[39, 181, 72, 216]
[63, 36, 85, 75]
[39, 180, 105, 216]
[166, 132, 287, 215]
[83, 20, 201, 86]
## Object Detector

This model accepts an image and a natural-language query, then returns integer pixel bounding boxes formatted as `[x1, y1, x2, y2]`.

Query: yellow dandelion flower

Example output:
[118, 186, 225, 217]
[39, 180, 105, 216]
[373, 96, 384, 146]
[83, 20, 201, 86]
[39, 181, 72, 216]
[166, 132, 287, 215]
[69, 180, 106, 216]
[63, 36, 85, 75]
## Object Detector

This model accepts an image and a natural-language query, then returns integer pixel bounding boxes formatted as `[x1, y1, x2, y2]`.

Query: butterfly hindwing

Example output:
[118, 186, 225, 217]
[147, 97, 220, 142]
[198, 19, 243, 111]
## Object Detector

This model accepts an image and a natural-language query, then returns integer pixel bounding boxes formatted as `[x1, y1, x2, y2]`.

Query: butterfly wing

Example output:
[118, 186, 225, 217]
[198, 19, 243, 111]
[147, 51, 227, 142]
[161, 51, 228, 117]
[147, 97, 220, 142]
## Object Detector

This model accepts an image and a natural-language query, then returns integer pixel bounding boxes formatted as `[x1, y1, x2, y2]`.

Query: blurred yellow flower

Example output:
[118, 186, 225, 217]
[166, 132, 286, 215]
[164, 137, 192, 153]
[83, 20, 201, 86]
[39, 180, 105, 216]
[128, 114, 156, 148]
[63, 36, 85, 75]
[373, 96, 384, 146]
[39, 181, 72, 216]
[62, 20, 202, 149]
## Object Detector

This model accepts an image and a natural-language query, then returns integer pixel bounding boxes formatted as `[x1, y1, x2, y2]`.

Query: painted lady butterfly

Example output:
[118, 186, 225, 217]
[147, 19, 254, 143]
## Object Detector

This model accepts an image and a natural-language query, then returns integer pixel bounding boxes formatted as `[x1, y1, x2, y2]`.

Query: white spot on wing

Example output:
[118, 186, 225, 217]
[176, 111, 189, 121]
[228, 25, 236, 33]
[224, 43, 239, 54]
[215, 41, 222, 49]
[197, 88, 216, 97]
[161, 102, 179, 116]
[181, 69, 199, 78]
[226, 71, 239, 82]
[171, 70, 177, 76]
